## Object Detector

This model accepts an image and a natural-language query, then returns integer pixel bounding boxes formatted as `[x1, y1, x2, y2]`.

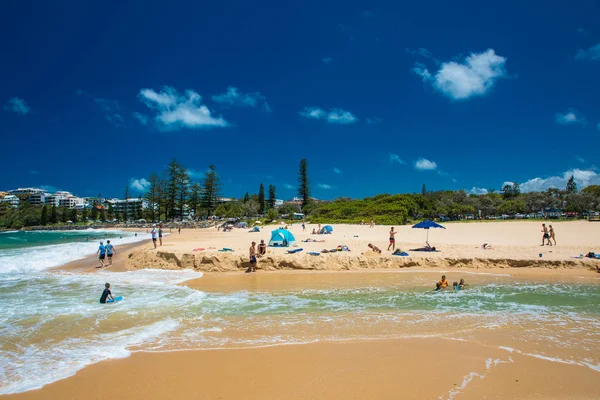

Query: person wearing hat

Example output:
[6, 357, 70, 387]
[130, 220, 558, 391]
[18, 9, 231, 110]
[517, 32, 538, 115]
[96, 241, 107, 268]
[151, 225, 158, 249]
[257, 239, 267, 258]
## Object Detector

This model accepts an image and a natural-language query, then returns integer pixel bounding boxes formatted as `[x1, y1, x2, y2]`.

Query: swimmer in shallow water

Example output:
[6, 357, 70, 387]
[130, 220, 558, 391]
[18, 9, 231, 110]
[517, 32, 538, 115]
[99, 283, 114, 304]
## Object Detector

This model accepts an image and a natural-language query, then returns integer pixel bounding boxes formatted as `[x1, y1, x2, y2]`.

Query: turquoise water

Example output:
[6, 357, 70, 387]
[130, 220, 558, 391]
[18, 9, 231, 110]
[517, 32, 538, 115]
[0, 229, 125, 250]
[0, 230, 599, 394]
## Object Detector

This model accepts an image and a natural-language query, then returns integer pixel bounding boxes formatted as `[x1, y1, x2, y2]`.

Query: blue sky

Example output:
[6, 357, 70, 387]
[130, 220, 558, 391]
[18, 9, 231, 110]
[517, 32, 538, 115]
[1, 0, 599, 199]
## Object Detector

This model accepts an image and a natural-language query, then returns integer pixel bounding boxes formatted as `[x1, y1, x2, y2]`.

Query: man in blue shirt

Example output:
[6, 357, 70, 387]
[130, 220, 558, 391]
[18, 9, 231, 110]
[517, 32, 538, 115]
[105, 240, 116, 266]
[96, 241, 106, 268]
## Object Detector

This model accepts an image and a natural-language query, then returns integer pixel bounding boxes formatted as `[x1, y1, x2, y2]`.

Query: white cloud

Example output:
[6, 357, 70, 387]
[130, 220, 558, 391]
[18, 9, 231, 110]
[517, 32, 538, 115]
[333, 167, 342, 174]
[211, 87, 270, 112]
[555, 109, 586, 125]
[283, 183, 294, 190]
[139, 87, 228, 130]
[30, 170, 39, 175]
[389, 153, 405, 165]
[414, 158, 438, 171]
[469, 187, 488, 195]
[317, 183, 334, 189]
[129, 178, 150, 193]
[411, 49, 508, 100]
[322, 57, 333, 64]
[133, 112, 149, 125]
[39, 185, 58, 193]
[575, 43, 600, 61]
[299, 107, 358, 124]
[4, 97, 31, 115]
[186, 169, 205, 179]
[576, 155, 586, 163]
[515, 169, 600, 192]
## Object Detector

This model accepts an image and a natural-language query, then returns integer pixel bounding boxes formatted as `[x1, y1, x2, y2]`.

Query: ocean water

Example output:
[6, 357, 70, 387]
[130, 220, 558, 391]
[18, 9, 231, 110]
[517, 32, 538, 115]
[1, 231, 599, 394]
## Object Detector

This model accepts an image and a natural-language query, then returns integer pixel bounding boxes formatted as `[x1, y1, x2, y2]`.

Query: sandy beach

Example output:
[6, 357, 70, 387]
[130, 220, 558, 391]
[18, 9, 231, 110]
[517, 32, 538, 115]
[114, 221, 600, 273]
[3, 221, 600, 399]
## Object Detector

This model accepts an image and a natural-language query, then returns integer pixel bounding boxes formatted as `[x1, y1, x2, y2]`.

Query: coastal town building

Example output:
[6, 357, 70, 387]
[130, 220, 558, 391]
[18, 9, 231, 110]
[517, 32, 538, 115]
[105, 198, 144, 215]
[0, 195, 21, 207]
[27, 193, 48, 205]
[8, 187, 46, 196]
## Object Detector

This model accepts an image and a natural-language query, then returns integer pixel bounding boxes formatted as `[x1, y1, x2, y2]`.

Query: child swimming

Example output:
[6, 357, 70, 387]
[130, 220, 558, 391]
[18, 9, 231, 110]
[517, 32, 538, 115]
[99, 283, 114, 304]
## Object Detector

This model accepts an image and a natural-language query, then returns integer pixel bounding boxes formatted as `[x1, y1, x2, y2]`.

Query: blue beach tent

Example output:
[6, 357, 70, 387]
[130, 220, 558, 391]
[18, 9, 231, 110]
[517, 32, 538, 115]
[412, 220, 446, 242]
[319, 225, 333, 234]
[268, 229, 296, 247]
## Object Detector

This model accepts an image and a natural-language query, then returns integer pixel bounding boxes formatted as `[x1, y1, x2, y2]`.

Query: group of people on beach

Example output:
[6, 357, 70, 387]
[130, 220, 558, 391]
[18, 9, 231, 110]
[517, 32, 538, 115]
[246, 240, 267, 273]
[435, 275, 465, 291]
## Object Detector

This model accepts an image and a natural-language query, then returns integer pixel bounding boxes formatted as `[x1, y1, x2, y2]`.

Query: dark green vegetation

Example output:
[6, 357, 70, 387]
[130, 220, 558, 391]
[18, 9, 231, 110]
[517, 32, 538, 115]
[2, 157, 600, 229]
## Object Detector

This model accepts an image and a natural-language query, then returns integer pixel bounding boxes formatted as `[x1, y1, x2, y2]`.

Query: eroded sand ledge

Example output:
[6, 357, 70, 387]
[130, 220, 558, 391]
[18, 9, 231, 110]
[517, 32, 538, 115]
[128, 248, 598, 273]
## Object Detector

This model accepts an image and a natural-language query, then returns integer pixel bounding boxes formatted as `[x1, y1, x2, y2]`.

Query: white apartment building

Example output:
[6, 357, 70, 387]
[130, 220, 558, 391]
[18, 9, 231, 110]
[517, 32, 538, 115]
[106, 198, 143, 215]
[28, 193, 48, 205]
[0, 195, 20, 207]
[8, 187, 45, 196]
[59, 196, 85, 209]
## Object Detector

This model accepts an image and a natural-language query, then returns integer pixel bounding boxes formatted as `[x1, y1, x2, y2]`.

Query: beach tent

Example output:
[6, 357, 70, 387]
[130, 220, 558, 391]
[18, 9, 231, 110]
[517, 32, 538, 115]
[319, 225, 333, 234]
[412, 220, 445, 242]
[268, 229, 296, 247]
[236, 222, 248, 229]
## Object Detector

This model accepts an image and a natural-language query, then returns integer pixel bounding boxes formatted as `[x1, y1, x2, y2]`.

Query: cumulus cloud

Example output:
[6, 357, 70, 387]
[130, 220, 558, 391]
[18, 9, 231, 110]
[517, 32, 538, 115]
[39, 185, 58, 193]
[414, 158, 438, 171]
[469, 187, 489, 195]
[211, 87, 270, 112]
[515, 169, 600, 192]
[555, 109, 586, 125]
[186, 169, 205, 179]
[283, 183, 294, 190]
[4, 97, 31, 115]
[139, 87, 228, 130]
[333, 167, 342, 174]
[133, 112, 149, 125]
[575, 43, 600, 60]
[389, 153, 405, 165]
[411, 49, 508, 100]
[299, 107, 358, 124]
[129, 178, 150, 193]
[317, 183, 334, 189]
[322, 57, 333, 64]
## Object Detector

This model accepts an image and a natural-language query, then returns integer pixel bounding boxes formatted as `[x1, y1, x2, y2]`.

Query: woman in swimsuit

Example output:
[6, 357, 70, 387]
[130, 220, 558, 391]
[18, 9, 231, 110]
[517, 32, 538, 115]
[548, 225, 556, 245]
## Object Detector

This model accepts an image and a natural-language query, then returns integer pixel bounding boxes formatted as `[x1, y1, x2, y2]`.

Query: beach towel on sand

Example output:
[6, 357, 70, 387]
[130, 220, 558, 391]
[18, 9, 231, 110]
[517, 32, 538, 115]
[287, 248, 303, 254]
[392, 251, 409, 257]
[308, 252, 320, 256]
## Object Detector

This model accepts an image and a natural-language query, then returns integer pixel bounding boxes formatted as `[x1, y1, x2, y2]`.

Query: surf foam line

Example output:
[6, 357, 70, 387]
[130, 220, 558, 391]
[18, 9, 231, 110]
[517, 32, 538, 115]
[499, 346, 600, 373]
[439, 356, 513, 400]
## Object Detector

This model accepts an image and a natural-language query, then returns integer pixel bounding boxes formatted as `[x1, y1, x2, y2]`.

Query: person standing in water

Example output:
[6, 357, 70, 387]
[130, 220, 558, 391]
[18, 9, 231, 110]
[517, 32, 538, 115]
[246, 241, 257, 273]
[96, 241, 106, 268]
[387, 227, 396, 251]
[105, 240, 116, 266]
[549, 225, 556, 245]
[158, 224, 163, 246]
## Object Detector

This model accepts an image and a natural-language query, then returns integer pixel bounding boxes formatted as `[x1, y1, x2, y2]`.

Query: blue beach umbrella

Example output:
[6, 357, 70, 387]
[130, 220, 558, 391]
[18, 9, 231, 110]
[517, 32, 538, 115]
[412, 220, 446, 243]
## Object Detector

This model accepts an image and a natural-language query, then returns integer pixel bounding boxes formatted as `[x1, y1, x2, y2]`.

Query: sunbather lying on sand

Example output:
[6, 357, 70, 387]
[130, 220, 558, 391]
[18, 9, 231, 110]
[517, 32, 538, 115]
[302, 239, 325, 243]
[368, 243, 382, 253]
[410, 244, 437, 252]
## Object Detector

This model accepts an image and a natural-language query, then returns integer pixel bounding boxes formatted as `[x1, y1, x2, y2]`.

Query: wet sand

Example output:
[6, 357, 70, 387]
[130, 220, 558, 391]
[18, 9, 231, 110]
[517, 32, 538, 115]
[5, 338, 600, 400]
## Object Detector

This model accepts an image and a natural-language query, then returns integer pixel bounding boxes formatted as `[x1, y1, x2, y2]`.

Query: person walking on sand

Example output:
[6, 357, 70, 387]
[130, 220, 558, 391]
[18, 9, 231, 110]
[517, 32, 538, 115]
[105, 240, 116, 266]
[246, 241, 257, 273]
[549, 225, 556, 245]
[178, 227, 181, 235]
[541, 223, 551, 246]
[302, 222, 306, 232]
[158, 224, 163, 246]
[151, 225, 157, 249]
[370, 219, 374, 228]
[96, 241, 106, 268]
[387, 227, 396, 251]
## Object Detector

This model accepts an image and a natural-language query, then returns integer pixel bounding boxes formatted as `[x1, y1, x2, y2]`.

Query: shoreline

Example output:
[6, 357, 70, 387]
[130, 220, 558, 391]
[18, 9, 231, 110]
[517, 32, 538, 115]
[4, 337, 600, 400]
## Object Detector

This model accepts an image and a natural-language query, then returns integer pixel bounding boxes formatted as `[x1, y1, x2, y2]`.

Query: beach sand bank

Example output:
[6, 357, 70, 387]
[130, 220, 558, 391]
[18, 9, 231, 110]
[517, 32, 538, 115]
[119, 221, 600, 273]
